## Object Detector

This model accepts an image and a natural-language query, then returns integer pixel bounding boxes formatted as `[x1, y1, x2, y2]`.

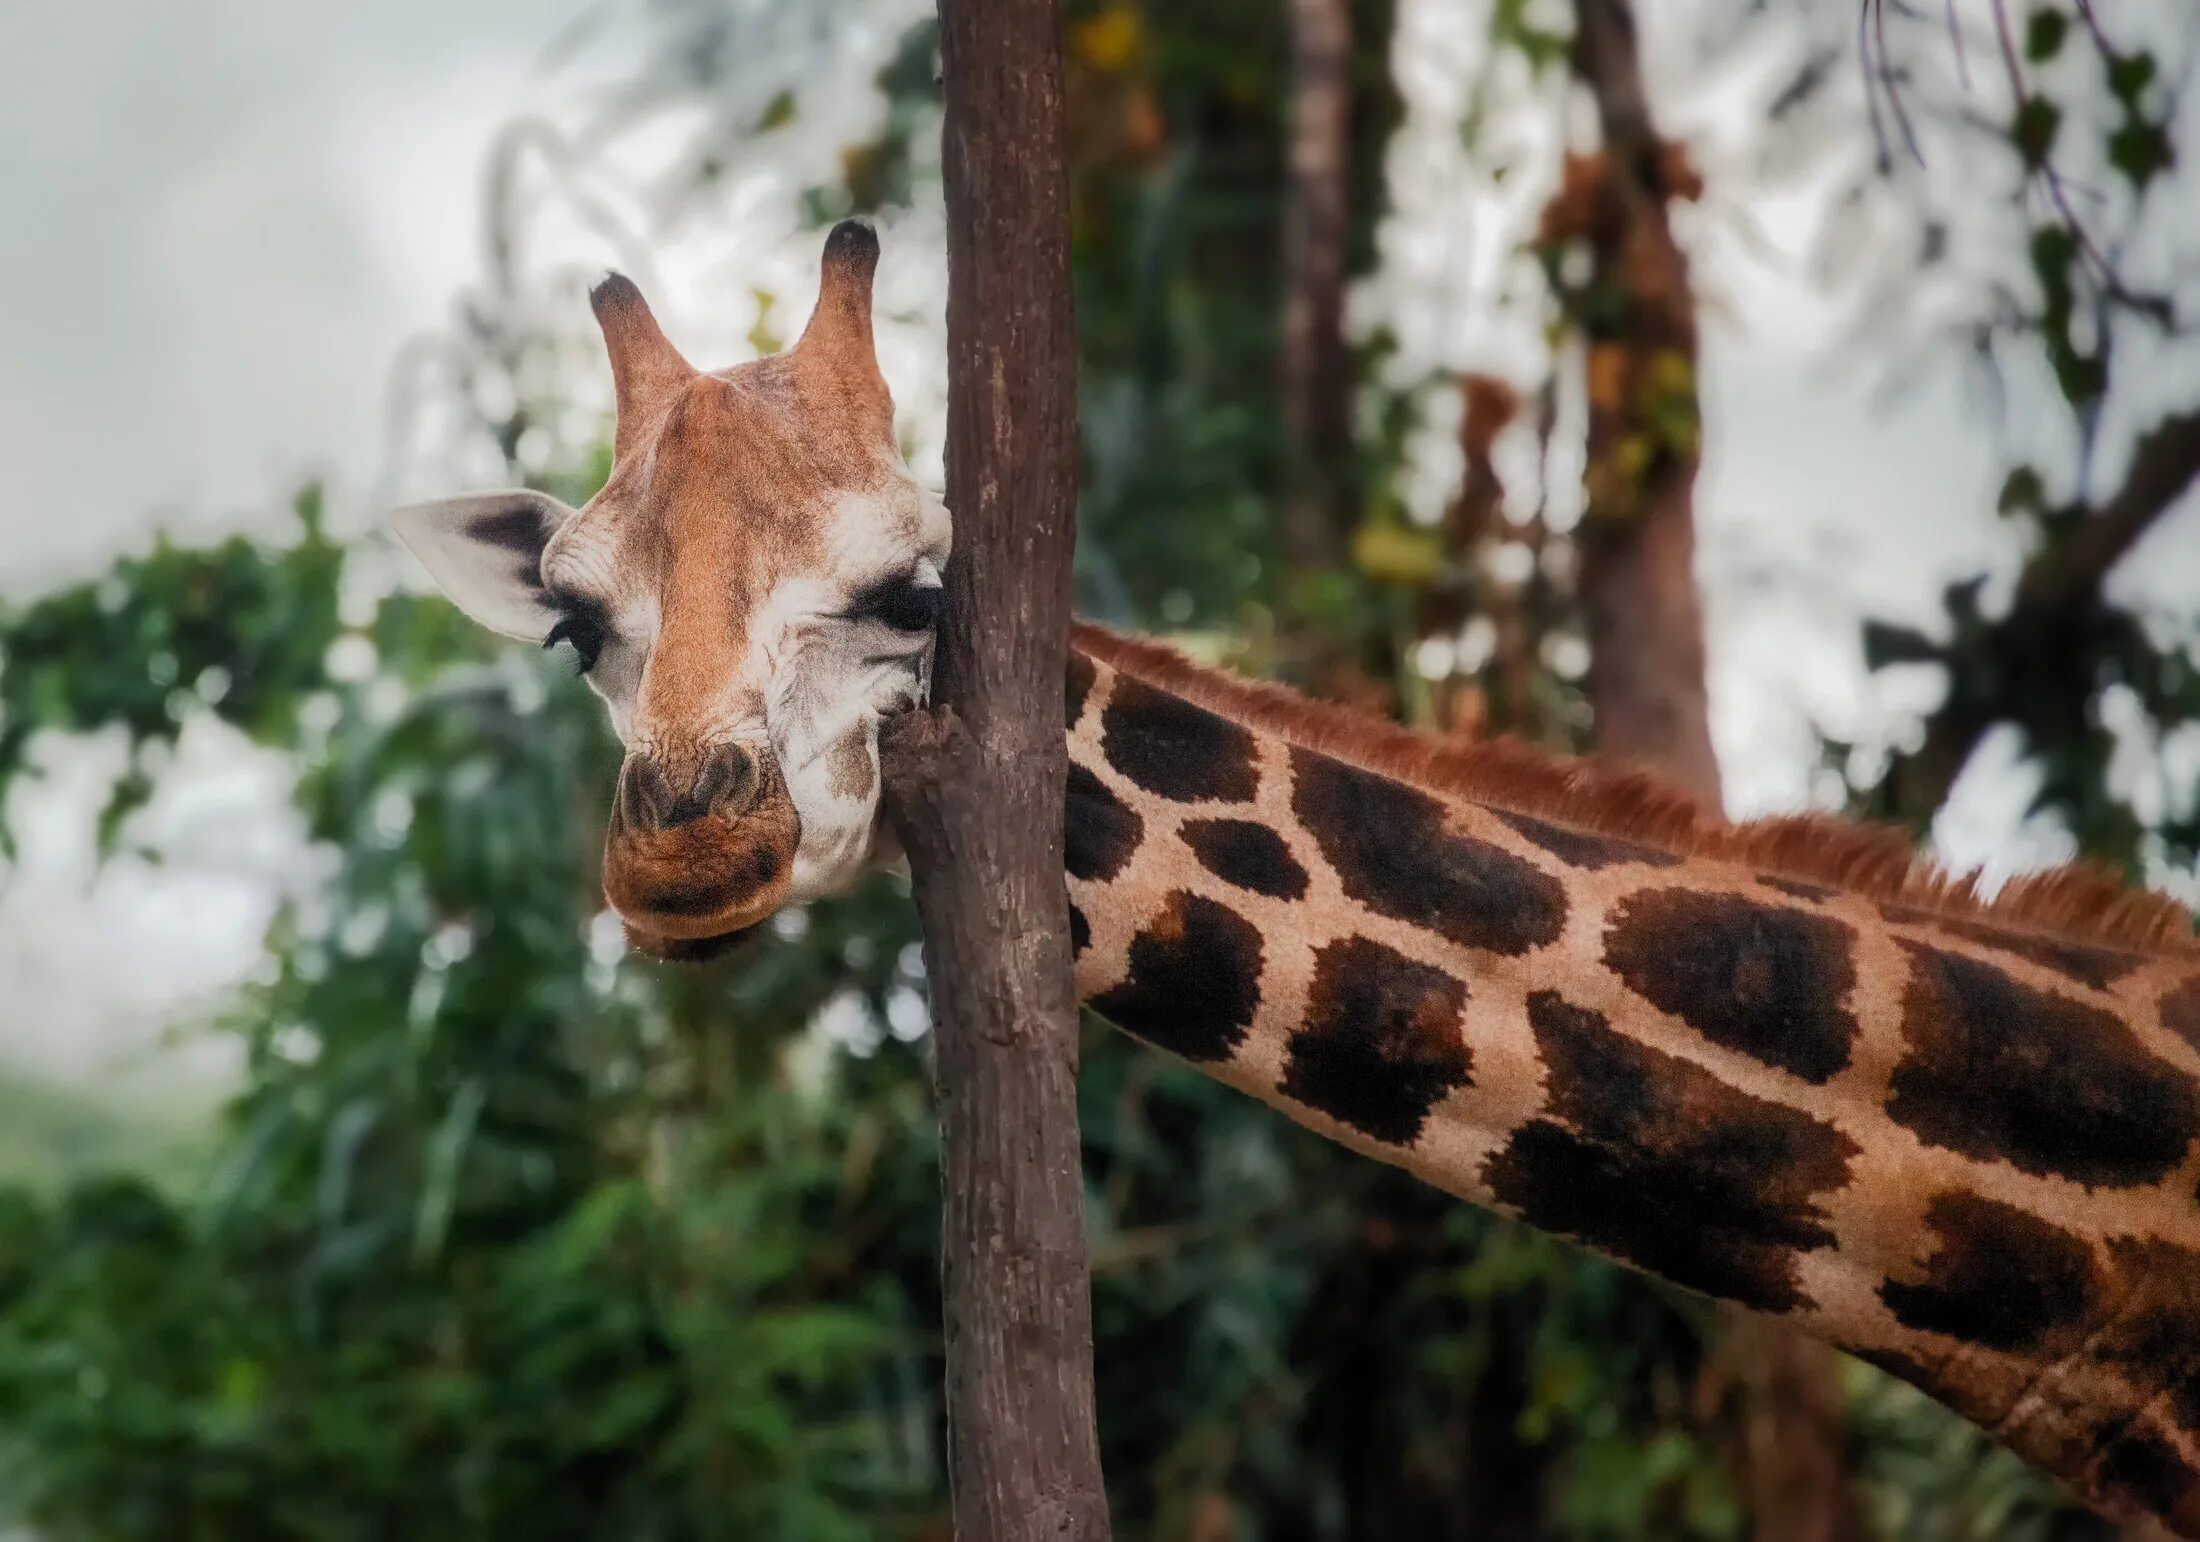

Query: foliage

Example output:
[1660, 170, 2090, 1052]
[0, 498, 951, 1539]
[0, 500, 1755, 1536]
[1840, 4, 2200, 877]
[0, 1, 2189, 1538]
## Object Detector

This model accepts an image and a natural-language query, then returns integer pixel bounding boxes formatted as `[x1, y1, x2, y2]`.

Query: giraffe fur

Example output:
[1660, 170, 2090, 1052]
[393, 222, 2200, 1534]
[1069, 623, 2200, 1532]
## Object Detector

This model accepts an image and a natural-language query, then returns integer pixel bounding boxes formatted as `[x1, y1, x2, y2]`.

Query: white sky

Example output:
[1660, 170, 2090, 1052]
[0, 0, 570, 584]
[0, 0, 2195, 1102]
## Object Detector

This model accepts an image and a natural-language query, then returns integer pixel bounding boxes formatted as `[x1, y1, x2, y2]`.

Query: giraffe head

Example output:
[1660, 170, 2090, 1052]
[395, 221, 949, 959]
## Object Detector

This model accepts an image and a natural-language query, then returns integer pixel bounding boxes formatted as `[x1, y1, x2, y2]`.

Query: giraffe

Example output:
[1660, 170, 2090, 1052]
[395, 220, 2200, 1535]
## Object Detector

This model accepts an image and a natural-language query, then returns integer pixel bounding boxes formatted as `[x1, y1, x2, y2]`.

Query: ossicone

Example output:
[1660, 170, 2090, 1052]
[590, 271, 693, 454]
[795, 218, 884, 375]
[821, 217, 880, 277]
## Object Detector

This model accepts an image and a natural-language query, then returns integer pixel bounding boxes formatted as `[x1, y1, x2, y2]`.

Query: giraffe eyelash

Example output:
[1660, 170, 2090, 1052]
[543, 608, 608, 673]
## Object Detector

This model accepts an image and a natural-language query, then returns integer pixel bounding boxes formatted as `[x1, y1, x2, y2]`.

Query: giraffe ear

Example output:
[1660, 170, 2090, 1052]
[392, 489, 577, 641]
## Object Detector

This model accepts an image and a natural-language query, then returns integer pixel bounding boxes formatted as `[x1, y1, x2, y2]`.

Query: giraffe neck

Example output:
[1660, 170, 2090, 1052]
[1061, 622, 2200, 1534]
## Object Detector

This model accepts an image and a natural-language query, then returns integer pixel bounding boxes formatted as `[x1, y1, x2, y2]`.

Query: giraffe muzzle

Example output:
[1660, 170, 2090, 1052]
[602, 744, 801, 946]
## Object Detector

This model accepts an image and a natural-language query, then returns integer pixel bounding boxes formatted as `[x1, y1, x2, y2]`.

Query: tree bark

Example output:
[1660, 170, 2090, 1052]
[1567, 0, 1721, 803]
[876, 2, 1111, 1538]
[1565, 5, 1861, 1539]
[1281, 0, 1355, 574]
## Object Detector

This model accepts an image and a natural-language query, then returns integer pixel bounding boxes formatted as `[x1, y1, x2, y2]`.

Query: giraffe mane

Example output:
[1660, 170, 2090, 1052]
[1071, 621, 2200, 960]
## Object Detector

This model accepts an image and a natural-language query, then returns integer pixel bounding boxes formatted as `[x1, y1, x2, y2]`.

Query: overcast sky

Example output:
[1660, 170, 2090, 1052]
[1, 0, 2195, 1102]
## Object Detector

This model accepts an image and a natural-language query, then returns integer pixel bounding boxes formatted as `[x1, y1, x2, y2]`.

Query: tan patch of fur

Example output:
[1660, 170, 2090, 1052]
[1071, 622, 2199, 960]
[825, 736, 876, 801]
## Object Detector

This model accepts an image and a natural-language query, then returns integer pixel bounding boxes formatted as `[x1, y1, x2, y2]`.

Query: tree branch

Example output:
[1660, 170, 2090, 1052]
[875, 2, 1111, 1538]
[1896, 406, 2200, 818]
[1280, 0, 1354, 574]
[2028, 407, 2200, 612]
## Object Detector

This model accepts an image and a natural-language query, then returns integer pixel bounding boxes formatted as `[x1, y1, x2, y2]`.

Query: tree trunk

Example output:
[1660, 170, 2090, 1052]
[1565, 3, 1861, 1538]
[876, 2, 1111, 1538]
[1281, 0, 1355, 575]
[1566, 0, 1719, 800]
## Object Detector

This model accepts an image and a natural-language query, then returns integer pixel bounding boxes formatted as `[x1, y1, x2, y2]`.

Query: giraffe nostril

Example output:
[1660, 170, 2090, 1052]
[622, 747, 763, 831]
[646, 744, 761, 829]
[671, 756, 728, 826]
[620, 757, 675, 831]
[705, 744, 761, 819]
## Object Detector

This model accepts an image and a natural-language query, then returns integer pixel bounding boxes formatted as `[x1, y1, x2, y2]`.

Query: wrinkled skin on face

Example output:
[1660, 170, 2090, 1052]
[394, 222, 949, 959]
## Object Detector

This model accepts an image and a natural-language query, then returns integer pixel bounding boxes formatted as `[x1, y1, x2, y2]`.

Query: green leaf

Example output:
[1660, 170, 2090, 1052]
[2012, 96, 2062, 168]
[2024, 9, 2067, 62]
[1349, 522, 1446, 586]
[2109, 120, 2174, 189]
[755, 89, 797, 132]
[2108, 49, 2157, 104]
[410, 1078, 485, 1265]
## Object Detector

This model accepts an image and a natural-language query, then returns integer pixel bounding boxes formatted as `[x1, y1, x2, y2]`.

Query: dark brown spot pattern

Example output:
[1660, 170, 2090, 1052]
[1482, 992, 1858, 1313]
[1880, 904, 2142, 992]
[2094, 1237, 2200, 1439]
[1874, 1224, 2200, 1512]
[471, 500, 554, 555]
[1605, 889, 1860, 1084]
[1937, 916, 2143, 991]
[1758, 875, 1835, 904]
[1291, 749, 1567, 957]
[1492, 808, 1683, 871]
[1065, 763, 1143, 884]
[1281, 937, 1471, 1144]
[2162, 974, 2200, 1056]
[2092, 1432, 2200, 1532]
[1879, 1191, 2099, 1354]
[1887, 942, 2200, 1188]
[1090, 890, 1262, 1064]
[1180, 817, 1309, 900]
[1100, 675, 1260, 805]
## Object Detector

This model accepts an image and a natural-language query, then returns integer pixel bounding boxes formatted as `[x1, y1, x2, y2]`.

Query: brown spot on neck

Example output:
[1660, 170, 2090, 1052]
[1282, 937, 1471, 1144]
[1604, 888, 1859, 1084]
[1482, 992, 1858, 1313]
[1071, 621, 2200, 961]
[1100, 674, 1261, 804]
[1886, 941, 2200, 1189]
[1879, 1191, 2099, 1355]
[1089, 890, 1263, 1064]
[1290, 748, 1567, 957]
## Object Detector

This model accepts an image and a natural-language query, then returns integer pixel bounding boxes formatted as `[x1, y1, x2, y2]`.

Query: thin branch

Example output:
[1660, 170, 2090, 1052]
[1876, 0, 1928, 165]
[1279, 0, 1355, 574]
[1946, 0, 1971, 90]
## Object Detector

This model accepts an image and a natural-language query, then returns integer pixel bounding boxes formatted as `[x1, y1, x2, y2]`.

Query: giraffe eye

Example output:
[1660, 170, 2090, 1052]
[543, 608, 608, 673]
[847, 575, 942, 634]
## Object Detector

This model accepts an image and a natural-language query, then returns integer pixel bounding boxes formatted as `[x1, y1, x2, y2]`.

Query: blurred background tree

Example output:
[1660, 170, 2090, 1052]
[0, 1, 2195, 1538]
